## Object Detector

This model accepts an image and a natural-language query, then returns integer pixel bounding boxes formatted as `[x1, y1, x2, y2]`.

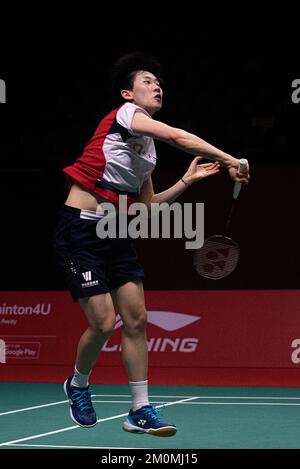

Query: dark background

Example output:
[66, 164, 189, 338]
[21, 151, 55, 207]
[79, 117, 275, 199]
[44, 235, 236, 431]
[1, 25, 299, 291]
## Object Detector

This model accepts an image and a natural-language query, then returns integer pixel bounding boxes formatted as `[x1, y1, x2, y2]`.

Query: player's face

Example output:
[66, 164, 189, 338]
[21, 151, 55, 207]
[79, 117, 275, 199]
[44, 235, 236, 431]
[126, 71, 163, 115]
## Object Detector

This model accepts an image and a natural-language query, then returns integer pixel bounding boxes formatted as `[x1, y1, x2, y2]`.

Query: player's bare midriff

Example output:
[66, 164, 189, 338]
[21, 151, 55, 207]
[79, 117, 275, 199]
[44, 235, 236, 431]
[65, 182, 113, 212]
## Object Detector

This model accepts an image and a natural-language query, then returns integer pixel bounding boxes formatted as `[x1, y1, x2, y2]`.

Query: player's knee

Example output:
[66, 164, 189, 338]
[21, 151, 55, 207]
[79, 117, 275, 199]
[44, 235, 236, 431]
[91, 316, 115, 337]
[123, 307, 147, 335]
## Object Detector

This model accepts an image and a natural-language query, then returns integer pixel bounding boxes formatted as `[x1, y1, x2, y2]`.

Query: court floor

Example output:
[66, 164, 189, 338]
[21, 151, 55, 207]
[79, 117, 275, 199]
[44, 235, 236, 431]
[1, 382, 300, 449]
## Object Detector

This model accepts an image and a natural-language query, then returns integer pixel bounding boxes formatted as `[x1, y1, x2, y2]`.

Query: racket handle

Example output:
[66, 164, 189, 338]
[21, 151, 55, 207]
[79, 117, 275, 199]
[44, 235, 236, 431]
[233, 158, 248, 199]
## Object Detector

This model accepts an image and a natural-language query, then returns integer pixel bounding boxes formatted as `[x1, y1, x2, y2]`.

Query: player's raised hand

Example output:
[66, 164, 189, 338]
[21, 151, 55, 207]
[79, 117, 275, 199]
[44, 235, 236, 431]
[227, 159, 250, 185]
[182, 156, 220, 186]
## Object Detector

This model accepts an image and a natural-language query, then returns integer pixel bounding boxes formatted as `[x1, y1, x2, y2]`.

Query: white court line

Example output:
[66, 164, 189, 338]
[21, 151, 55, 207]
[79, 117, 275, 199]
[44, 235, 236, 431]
[0, 396, 198, 447]
[93, 394, 300, 400]
[0, 400, 68, 416]
[3, 394, 300, 417]
[93, 400, 168, 404]
[0, 422, 81, 447]
[184, 396, 300, 400]
[92, 394, 196, 398]
[177, 402, 300, 406]
[0, 395, 198, 417]
[0, 395, 195, 416]
[92, 400, 300, 406]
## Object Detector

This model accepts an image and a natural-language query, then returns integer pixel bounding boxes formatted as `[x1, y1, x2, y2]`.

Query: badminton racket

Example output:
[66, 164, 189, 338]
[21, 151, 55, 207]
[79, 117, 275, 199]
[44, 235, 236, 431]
[193, 158, 248, 280]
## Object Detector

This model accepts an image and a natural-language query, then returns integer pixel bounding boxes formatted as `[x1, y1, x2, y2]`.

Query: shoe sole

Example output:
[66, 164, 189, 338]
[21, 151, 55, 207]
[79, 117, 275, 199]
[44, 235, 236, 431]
[123, 421, 177, 437]
[63, 379, 97, 428]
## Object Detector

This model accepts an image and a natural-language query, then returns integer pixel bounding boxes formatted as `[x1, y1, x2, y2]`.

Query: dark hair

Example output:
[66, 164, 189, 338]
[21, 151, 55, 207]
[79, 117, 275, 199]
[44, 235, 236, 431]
[110, 51, 164, 106]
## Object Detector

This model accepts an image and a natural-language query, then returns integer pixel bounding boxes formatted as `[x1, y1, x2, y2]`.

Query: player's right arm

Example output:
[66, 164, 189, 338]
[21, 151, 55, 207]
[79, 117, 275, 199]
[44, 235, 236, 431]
[131, 112, 249, 184]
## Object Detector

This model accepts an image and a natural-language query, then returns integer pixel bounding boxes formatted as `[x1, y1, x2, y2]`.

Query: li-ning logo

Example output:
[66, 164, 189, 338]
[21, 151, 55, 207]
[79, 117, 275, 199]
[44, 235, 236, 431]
[114, 311, 200, 332]
[0, 79, 6, 103]
[103, 311, 201, 353]
[82, 271, 92, 281]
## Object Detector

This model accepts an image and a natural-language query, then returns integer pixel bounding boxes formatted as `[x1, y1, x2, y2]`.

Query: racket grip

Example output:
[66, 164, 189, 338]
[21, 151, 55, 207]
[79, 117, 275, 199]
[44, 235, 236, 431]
[233, 158, 248, 199]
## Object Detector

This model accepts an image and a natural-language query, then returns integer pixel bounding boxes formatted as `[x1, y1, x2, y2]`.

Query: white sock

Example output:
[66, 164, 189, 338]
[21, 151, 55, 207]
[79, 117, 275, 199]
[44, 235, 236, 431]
[129, 380, 150, 411]
[71, 366, 91, 388]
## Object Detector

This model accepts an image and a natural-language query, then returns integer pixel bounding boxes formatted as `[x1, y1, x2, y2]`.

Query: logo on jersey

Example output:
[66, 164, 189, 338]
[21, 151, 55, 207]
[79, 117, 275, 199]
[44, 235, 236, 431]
[82, 271, 92, 281]
[131, 143, 144, 155]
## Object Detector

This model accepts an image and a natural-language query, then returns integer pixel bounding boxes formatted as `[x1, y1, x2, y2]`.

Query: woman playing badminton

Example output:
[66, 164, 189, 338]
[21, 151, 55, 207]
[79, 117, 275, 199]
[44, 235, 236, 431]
[53, 52, 249, 436]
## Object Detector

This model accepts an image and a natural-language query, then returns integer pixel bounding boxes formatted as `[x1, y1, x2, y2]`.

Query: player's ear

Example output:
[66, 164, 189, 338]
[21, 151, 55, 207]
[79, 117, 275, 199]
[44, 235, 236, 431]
[121, 89, 134, 101]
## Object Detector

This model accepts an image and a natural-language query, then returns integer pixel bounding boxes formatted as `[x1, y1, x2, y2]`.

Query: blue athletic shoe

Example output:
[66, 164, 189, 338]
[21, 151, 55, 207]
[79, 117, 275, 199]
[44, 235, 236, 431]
[123, 405, 177, 436]
[64, 376, 97, 427]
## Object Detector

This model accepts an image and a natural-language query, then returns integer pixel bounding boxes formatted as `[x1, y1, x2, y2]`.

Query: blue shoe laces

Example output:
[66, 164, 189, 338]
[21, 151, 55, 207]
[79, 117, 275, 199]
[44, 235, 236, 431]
[71, 387, 94, 413]
[142, 406, 162, 421]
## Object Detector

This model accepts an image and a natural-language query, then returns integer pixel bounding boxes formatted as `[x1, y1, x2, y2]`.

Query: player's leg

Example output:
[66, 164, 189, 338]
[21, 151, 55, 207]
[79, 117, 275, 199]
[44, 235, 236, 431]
[111, 280, 176, 436]
[75, 293, 116, 374]
[112, 279, 148, 383]
[53, 205, 116, 426]
[64, 292, 116, 427]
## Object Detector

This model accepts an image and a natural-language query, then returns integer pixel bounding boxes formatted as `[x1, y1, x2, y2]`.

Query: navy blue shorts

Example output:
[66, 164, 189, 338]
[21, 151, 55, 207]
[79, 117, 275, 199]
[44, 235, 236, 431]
[53, 205, 144, 301]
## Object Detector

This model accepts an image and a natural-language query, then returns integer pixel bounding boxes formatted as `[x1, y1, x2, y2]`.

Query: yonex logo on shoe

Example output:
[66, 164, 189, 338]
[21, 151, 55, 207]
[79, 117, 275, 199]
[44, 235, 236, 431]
[82, 271, 92, 281]
[138, 419, 146, 426]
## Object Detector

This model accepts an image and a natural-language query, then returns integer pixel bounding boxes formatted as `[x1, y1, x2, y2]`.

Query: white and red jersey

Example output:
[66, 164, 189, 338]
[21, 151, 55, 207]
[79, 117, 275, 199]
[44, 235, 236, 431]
[63, 103, 157, 205]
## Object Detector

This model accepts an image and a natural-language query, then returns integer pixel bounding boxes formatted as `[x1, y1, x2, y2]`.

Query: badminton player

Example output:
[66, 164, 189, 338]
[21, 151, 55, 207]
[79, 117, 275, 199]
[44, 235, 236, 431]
[53, 51, 249, 436]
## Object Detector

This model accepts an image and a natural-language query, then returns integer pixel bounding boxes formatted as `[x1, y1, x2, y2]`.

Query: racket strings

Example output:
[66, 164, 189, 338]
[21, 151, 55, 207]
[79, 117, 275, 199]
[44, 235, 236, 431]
[193, 235, 240, 280]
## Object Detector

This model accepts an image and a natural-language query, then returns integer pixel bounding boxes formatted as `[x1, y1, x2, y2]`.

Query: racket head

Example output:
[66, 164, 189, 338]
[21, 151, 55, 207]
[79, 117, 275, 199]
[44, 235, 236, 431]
[193, 235, 240, 280]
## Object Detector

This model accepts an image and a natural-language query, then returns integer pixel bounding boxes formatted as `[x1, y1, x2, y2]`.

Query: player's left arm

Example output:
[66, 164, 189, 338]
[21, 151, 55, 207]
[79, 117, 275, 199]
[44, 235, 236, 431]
[139, 157, 220, 206]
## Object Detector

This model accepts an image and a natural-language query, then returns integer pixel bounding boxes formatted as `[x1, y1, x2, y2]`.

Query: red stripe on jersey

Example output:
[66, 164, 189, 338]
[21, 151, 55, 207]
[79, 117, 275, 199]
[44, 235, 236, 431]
[63, 107, 120, 196]
[94, 187, 139, 206]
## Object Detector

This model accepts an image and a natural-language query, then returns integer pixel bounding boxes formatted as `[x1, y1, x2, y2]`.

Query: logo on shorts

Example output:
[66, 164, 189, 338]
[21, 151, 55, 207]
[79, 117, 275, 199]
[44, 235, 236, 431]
[81, 271, 99, 288]
[82, 271, 92, 281]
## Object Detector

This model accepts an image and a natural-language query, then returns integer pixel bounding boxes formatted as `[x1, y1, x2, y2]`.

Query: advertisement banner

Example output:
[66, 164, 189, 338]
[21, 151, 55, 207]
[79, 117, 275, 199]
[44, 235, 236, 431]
[1, 290, 300, 383]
